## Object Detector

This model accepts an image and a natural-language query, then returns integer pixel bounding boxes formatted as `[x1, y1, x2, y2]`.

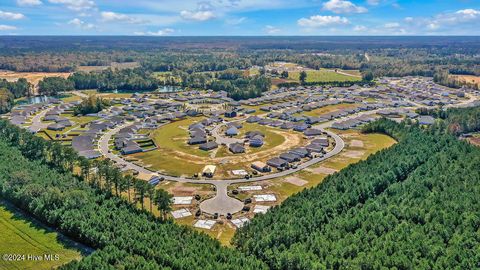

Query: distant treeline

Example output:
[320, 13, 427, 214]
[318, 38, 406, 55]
[1, 37, 479, 81]
[276, 80, 374, 88]
[67, 67, 271, 100]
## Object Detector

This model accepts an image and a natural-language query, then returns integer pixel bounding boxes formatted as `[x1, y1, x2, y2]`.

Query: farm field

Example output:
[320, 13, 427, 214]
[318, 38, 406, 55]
[288, 69, 361, 83]
[451, 74, 480, 87]
[0, 201, 86, 270]
[77, 62, 140, 72]
[0, 71, 71, 85]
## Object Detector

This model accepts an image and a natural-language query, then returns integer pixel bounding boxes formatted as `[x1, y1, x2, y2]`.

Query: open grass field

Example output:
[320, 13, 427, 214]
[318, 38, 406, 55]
[302, 103, 359, 117]
[133, 118, 305, 178]
[77, 62, 140, 72]
[0, 201, 86, 270]
[288, 69, 361, 83]
[337, 69, 362, 77]
[60, 94, 83, 103]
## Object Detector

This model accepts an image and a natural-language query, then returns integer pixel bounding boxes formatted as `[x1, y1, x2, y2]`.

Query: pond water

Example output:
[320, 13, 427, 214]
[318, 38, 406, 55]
[15, 95, 68, 105]
[114, 85, 182, 93]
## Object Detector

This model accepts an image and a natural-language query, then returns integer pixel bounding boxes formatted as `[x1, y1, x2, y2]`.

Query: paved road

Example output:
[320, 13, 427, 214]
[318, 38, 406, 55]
[325, 68, 362, 78]
[210, 118, 245, 145]
[98, 123, 156, 175]
[29, 106, 54, 132]
[199, 182, 243, 215]
[71, 91, 89, 98]
[96, 92, 479, 215]
[97, 120, 345, 214]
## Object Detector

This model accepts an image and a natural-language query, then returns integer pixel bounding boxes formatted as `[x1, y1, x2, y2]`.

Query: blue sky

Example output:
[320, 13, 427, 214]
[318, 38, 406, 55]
[1, 0, 479, 35]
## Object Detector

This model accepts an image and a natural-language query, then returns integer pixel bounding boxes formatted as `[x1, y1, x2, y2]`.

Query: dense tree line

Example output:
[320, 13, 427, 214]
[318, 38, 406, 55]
[0, 78, 33, 98]
[0, 119, 266, 269]
[73, 95, 110, 116]
[0, 78, 33, 113]
[209, 75, 271, 100]
[415, 106, 480, 136]
[2, 37, 479, 82]
[38, 76, 74, 96]
[0, 88, 14, 114]
[233, 113, 480, 269]
[69, 68, 159, 92]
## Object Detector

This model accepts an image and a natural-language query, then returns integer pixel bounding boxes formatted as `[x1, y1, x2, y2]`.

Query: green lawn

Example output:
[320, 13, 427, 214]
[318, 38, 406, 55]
[133, 118, 207, 176]
[151, 117, 209, 158]
[0, 201, 86, 270]
[301, 103, 358, 117]
[288, 69, 361, 83]
[41, 115, 98, 140]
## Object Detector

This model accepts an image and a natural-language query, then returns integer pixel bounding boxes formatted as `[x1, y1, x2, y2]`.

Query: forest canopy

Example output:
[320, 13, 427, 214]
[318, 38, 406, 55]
[233, 109, 480, 269]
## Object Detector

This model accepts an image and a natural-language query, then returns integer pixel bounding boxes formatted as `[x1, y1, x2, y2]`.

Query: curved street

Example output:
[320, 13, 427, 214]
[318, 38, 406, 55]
[97, 120, 345, 214]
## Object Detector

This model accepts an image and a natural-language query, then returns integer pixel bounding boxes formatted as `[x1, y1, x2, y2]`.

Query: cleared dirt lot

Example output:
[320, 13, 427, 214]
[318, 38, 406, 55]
[451, 74, 480, 87]
[0, 71, 71, 95]
[0, 70, 70, 85]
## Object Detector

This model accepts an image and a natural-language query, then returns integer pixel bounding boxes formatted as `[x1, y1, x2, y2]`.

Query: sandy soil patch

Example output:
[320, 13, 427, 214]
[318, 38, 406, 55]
[0, 71, 71, 95]
[0, 71, 71, 84]
[306, 166, 338, 175]
[350, 140, 364, 147]
[168, 182, 208, 196]
[452, 74, 480, 87]
[284, 176, 308, 186]
[343, 150, 365, 158]
[158, 128, 304, 165]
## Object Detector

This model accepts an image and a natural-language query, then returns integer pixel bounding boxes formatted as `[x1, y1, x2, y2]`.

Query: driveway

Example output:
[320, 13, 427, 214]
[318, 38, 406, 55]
[29, 106, 54, 132]
[97, 120, 345, 214]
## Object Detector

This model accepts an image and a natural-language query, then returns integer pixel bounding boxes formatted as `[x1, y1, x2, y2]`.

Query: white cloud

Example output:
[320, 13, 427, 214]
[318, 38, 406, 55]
[48, 0, 95, 11]
[0, 10, 25, 20]
[17, 0, 42, 6]
[404, 17, 414, 23]
[298, 15, 349, 28]
[0, 25, 17, 31]
[264, 25, 280, 34]
[323, 0, 367, 14]
[180, 10, 216, 21]
[101, 11, 146, 24]
[225, 17, 246, 25]
[366, 0, 380, 5]
[423, 8, 480, 31]
[68, 18, 95, 29]
[353, 25, 367, 31]
[384, 22, 400, 28]
[134, 28, 175, 36]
